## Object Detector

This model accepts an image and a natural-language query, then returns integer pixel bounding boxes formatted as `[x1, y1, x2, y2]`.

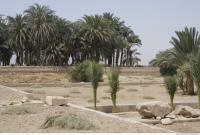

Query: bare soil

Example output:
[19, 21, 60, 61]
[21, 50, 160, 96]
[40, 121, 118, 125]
[0, 70, 200, 132]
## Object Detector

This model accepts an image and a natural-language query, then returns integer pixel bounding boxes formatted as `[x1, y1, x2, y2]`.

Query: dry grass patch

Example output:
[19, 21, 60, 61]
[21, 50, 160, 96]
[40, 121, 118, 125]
[1, 106, 34, 115]
[101, 96, 111, 100]
[63, 94, 70, 98]
[24, 89, 33, 93]
[27, 94, 41, 100]
[143, 77, 154, 80]
[33, 90, 46, 94]
[104, 89, 110, 93]
[70, 90, 81, 94]
[87, 99, 100, 103]
[30, 84, 43, 88]
[143, 96, 155, 100]
[41, 114, 95, 130]
[126, 89, 138, 92]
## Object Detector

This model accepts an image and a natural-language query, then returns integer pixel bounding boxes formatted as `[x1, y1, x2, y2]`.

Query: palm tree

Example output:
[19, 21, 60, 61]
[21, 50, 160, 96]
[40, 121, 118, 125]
[24, 3, 55, 65]
[164, 76, 177, 110]
[169, 27, 200, 95]
[150, 27, 200, 95]
[0, 16, 12, 66]
[123, 48, 141, 66]
[108, 67, 120, 112]
[190, 53, 200, 109]
[43, 43, 65, 66]
[7, 14, 28, 65]
[88, 61, 103, 110]
[81, 15, 113, 62]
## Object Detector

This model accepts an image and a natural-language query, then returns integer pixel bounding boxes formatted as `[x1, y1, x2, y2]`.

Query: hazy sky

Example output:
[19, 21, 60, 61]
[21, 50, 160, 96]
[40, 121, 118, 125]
[1, 0, 200, 65]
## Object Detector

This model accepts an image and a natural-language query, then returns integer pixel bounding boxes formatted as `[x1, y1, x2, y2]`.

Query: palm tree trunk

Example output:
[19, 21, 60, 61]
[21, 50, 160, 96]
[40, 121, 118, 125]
[120, 48, 124, 66]
[115, 49, 119, 66]
[93, 88, 97, 110]
[186, 73, 195, 95]
[198, 88, 200, 109]
[112, 50, 115, 67]
[170, 96, 174, 111]
[111, 94, 117, 113]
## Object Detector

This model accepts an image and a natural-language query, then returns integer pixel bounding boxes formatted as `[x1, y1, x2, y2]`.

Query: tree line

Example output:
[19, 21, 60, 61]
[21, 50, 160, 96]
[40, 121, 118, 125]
[0, 4, 142, 66]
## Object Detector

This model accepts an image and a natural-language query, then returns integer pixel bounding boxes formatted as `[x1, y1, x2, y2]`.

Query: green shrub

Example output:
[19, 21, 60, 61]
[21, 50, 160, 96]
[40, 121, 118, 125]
[108, 67, 120, 112]
[88, 62, 103, 110]
[41, 114, 95, 130]
[164, 76, 177, 110]
[70, 61, 91, 82]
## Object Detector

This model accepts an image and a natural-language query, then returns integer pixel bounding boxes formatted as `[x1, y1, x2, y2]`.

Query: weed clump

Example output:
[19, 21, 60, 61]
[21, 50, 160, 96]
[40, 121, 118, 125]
[41, 114, 95, 130]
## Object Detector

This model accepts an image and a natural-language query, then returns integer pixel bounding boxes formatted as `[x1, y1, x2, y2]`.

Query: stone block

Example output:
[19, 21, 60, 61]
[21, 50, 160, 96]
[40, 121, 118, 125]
[46, 96, 67, 106]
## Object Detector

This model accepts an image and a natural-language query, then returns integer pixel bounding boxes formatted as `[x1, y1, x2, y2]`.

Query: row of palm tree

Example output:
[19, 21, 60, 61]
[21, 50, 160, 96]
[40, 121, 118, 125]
[150, 27, 200, 95]
[0, 4, 141, 66]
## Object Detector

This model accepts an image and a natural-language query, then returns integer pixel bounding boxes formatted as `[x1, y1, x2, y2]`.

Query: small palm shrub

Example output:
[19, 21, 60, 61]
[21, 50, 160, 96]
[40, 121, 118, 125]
[108, 67, 120, 113]
[190, 54, 200, 109]
[41, 114, 95, 130]
[164, 76, 177, 110]
[70, 61, 91, 82]
[88, 61, 103, 110]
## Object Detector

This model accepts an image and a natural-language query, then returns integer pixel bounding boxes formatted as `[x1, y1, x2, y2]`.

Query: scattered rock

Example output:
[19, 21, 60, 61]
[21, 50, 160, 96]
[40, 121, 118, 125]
[156, 116, 162, 120]
[9, 101, 21, 105]
[21, 96, 29, 103]
[161, 118, 173, 125]
[29, 100, 44, 104]
[166, 112, 176, 119]
[46, 96, 68, 106]
[174, 105, 200, 118]
[136, 101, 171, 118]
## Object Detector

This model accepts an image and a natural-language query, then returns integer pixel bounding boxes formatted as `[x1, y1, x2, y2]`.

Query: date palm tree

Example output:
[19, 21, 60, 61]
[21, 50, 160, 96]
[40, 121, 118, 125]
[81, 15, 113, 62]
[169, 27, 200, 95]
[0, 16, 12, 65]
[24, 3, 55, 65]
[108, 67, 120, 112]
[190, 53, 200, 109]
[88, 61, 103, 110]
[7, 14, 28, 65]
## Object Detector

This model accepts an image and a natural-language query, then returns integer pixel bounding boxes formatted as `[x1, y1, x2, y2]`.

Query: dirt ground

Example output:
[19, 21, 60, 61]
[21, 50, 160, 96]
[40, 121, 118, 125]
[0, 103, 165, 133]
[1, 70, 200, 133]
[14, 77, 198, 107]
[0, 72, 69, 84]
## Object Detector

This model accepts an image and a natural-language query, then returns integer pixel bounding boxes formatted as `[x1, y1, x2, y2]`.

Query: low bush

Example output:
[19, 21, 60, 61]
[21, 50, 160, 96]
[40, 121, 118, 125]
[70, 61, 91, 82]
[41, 114, 95, 130]
[70, 60, 104, 82]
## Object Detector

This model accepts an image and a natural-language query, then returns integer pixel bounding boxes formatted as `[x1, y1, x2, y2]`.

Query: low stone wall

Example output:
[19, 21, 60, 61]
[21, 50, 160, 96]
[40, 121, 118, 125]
[0, 66, 160, 76]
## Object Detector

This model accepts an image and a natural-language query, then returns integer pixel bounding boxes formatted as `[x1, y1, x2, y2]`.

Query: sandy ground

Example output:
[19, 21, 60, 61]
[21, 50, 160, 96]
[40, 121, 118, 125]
[0, 85, 25, 106]
[15, 83, 198, 107]
[0, 103, 169, 133]
[157, 122, 200, 133]
[0, 72, 69, 84]
[1, 73, 200, 133]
